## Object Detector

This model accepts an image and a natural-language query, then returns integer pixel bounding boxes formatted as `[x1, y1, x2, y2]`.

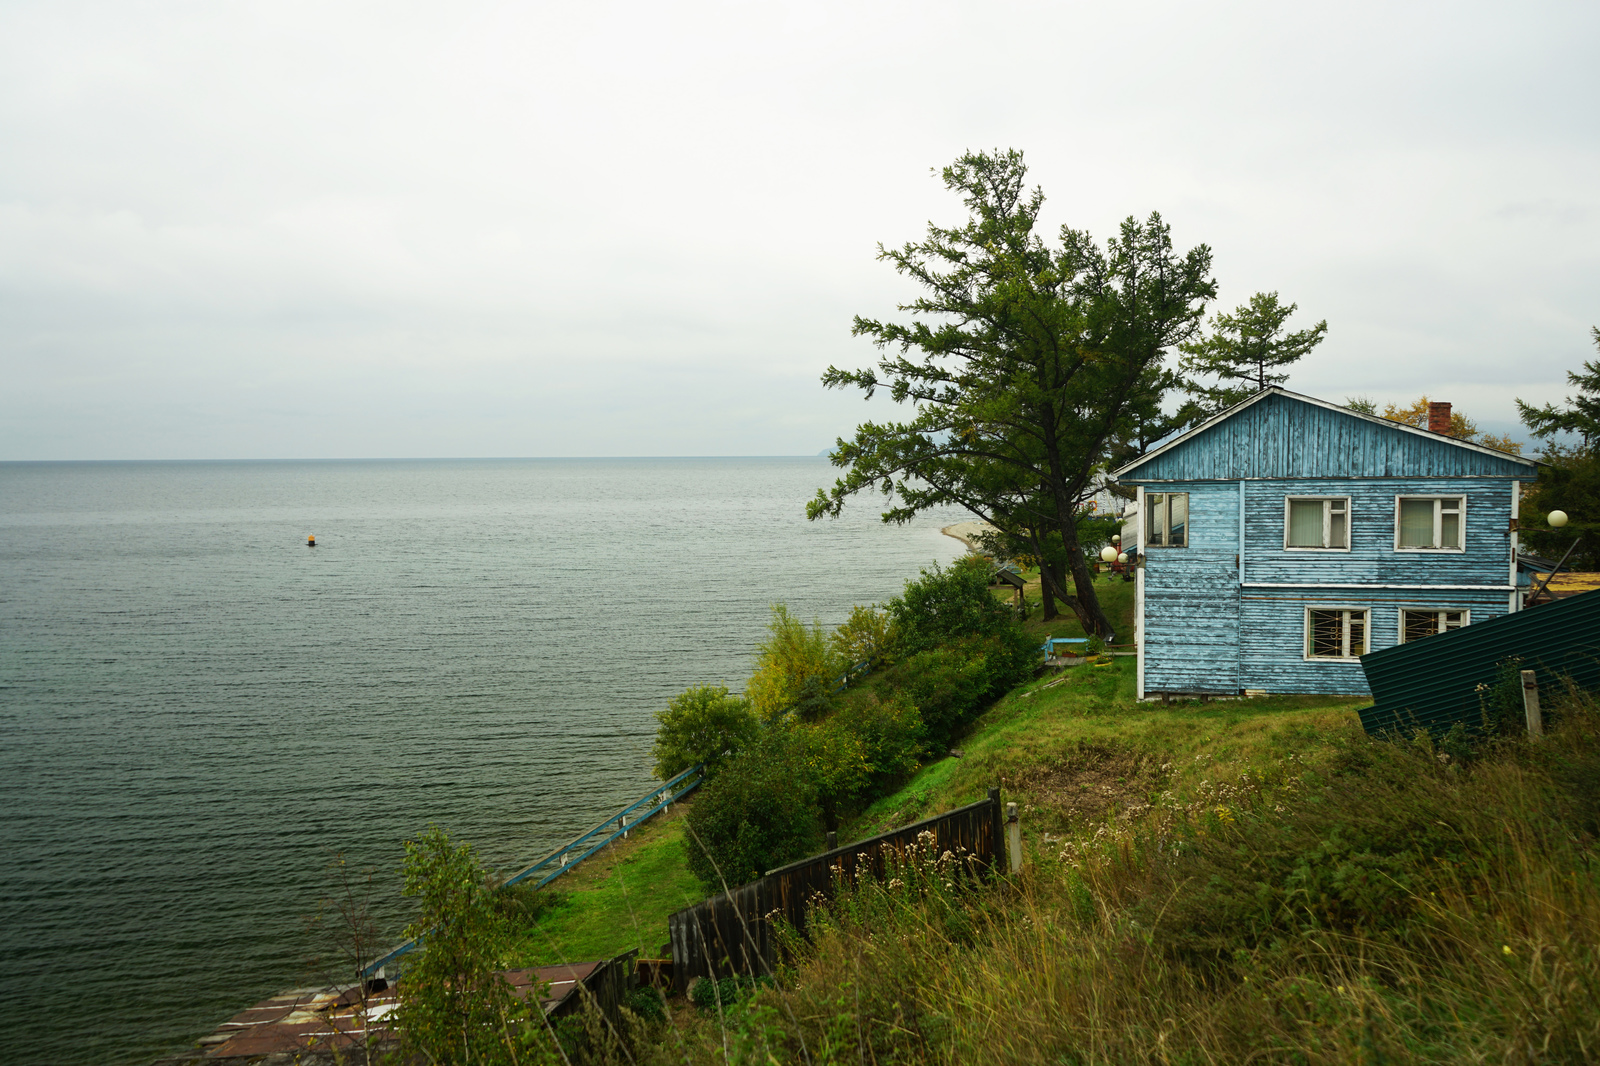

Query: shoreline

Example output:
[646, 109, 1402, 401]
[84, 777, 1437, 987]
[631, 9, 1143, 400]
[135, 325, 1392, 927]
[940, 519, 996, 552]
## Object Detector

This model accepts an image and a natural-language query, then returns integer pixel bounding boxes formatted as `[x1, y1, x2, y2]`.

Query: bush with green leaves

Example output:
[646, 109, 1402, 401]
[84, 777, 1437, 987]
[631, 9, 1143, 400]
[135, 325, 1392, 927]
[893, 632, 1038, 750]
[746, 604, 843, 721]
[650, 684, 760, 782]
[829, 603, 897, 671]
[887, 557, 1030, 656]
[688, 974, 773, 1013]
[683, 732, 824, 888]
[833, 690, 925, 786]
[395, 827, 563, 1065]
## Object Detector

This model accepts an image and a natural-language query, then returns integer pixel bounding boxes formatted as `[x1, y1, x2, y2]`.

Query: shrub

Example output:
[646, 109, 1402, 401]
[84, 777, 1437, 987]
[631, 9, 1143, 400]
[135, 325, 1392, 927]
[895, 632, 1038, 750]
[746, 604, 843, 722]
[395, 828, 560, 1065]
[833, 690, 925, 785]
[687, 974, 773, 1013]
[830, 604, 897, 671]
[650, 684, 759, 782]
[886, 558, 1024, 656]
[488, 878, 564, 930]
[683, 733, 824, 888]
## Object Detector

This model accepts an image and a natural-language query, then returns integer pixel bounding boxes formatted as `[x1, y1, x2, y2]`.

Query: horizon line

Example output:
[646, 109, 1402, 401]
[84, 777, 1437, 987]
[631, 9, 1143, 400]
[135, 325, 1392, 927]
[0, 453, 838, 464]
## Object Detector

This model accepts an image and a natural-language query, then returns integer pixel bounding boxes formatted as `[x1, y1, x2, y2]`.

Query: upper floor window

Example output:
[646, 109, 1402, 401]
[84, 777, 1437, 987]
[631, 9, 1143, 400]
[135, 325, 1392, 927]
[1395, 496, 1465, 551]
[1146, 492, 1188, 548]
[1400, 608, 1469, 643]
[1306, 607, 1368, 660]
[1285, 497, 1349, 550]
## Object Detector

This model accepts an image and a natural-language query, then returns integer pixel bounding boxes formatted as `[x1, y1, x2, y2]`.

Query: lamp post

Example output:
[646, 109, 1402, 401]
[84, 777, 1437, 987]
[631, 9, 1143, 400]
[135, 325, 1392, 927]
[1527, 510, 1582, 606]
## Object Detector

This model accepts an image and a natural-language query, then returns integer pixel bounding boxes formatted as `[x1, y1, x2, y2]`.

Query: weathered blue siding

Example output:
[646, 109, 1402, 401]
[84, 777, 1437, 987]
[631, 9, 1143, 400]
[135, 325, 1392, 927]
[1132, 392, 1533, 481]
[1142, 481, 1240, 693]
[1237, 588, 1514, 695]
[1122, 388, 1536, 697]
[1240, 477, 1518, 587]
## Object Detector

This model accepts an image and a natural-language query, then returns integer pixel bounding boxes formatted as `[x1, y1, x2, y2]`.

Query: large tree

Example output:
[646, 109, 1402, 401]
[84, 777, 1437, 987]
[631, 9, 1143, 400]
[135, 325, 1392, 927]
[807, 150, 1215, 638]
[1179, 290, 1327, 413]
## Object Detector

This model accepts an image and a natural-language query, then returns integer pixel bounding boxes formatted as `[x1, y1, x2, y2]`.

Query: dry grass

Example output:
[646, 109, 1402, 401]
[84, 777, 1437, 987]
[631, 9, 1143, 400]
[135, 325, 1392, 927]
[626, 686, 1600, 1065]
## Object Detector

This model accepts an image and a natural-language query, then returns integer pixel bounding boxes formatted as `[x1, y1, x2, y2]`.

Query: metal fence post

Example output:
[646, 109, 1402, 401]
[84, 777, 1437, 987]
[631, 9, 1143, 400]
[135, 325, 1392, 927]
[1521, 669, 1543, 737]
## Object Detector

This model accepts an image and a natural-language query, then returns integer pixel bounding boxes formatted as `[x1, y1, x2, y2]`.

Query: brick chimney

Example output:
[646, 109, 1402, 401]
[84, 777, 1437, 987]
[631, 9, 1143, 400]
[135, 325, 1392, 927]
[1428, 401, 1452, 435]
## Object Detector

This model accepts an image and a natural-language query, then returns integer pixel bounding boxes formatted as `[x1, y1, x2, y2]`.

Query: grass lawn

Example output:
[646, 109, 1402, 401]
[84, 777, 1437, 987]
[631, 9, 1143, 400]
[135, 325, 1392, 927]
[505, 806, 707, 967]
[844, 650, 1369, 842]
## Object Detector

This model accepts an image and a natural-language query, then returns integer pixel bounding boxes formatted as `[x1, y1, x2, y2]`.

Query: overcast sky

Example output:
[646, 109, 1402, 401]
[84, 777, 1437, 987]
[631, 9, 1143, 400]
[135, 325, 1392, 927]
[1, 0, 1596, 460]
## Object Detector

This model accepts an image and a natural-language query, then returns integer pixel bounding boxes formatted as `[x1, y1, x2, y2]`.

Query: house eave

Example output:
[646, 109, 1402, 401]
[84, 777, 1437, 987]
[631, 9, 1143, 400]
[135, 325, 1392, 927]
[1110, 386, 1543, 481]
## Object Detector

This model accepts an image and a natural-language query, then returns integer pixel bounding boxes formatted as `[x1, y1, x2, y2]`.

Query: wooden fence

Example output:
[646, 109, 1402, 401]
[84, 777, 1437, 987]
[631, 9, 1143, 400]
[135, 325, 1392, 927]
[667, 789, 1004, 991]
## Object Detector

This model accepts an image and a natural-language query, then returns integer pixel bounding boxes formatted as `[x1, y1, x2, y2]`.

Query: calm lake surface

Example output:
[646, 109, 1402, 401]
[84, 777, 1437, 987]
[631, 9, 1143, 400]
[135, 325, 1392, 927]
[0, 458, 962, 1066]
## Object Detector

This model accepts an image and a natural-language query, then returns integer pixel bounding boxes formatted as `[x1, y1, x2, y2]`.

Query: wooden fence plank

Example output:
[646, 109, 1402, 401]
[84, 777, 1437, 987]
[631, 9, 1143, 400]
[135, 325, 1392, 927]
[667, 791, 1003, 991]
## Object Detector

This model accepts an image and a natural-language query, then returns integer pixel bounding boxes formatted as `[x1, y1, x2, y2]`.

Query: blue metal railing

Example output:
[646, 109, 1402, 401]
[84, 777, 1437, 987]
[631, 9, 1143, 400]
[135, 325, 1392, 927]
[360, 763, 706, 978]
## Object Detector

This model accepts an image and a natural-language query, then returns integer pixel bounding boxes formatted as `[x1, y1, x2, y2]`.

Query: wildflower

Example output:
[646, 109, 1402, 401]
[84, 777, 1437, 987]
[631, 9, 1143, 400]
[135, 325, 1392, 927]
[1503, 945, 1514, 956]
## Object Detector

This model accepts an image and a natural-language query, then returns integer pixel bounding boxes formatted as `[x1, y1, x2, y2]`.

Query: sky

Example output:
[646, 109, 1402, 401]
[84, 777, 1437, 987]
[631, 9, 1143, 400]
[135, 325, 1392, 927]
[1, 0, 1596, 460]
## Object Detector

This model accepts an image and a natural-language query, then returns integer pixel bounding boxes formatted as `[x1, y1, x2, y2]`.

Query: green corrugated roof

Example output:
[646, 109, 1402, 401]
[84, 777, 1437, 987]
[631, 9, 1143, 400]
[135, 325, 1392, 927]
[1358, 590, 1600, 735]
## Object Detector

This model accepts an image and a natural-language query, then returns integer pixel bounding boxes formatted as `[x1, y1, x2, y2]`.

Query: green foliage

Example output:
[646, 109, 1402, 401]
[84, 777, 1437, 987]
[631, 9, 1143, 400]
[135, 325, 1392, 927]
[829, 603, 897, 670]
[886, 558, 1027, 656]
[688, 974, 773, 1013]
[833, 690, 925, 785]
[891, 633, 1036, 750]
[395, 827, 561, 1065]
[683, 732, 824, 888]
[1519, 441, 1599, 570]
[624, 985, 667, 1024]
[488, 878, 564, 928]
[809, 148, 1217, 640]
[650, 684, 759, 782]
[1517, 327, 1600, 448]
[746, 604, 842, 722]
[1179, 290, 1327, 412]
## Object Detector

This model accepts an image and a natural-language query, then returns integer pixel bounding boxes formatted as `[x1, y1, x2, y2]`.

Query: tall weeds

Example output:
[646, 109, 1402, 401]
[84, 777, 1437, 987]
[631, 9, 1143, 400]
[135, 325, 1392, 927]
[652, 686, 1600, 1064]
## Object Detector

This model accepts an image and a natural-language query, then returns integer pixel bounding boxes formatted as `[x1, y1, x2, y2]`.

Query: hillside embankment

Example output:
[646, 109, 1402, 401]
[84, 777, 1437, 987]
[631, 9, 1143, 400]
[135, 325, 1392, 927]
[198, 565, 1599, 1065]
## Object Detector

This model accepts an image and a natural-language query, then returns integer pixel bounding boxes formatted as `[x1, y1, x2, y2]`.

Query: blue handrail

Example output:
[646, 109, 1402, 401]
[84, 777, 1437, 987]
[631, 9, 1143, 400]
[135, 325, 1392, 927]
[360, 763, 705, 979]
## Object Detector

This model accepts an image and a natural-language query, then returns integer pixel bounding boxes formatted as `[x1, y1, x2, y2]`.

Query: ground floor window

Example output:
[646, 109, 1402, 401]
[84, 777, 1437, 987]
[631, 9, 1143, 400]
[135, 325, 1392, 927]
[1400, 608, 1469, 643]
[1306, 607, 1368, 660]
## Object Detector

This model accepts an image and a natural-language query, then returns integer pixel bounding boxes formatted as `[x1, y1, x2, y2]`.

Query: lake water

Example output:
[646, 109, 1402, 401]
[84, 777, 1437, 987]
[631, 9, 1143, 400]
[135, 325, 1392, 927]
[0, 458, 962, 1066]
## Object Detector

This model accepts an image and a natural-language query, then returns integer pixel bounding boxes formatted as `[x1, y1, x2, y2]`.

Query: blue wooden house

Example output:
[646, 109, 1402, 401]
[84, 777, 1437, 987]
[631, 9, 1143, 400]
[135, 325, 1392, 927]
[1110, 387, 1540, 697]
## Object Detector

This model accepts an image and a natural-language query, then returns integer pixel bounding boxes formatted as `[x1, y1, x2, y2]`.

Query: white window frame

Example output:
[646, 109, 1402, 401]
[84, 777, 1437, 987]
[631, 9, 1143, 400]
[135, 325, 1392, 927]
[1303, 606, 1370, 661]
[1393, 495, 1466, 552]
[1145, 491, 1189, 549]
[1283, 496, 1352, 551]
[1398, 607, 1470, 644]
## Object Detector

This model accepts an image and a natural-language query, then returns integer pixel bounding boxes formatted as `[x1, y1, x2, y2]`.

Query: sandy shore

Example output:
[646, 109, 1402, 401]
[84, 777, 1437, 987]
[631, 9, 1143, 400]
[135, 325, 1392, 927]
[941, 520, 997, 551]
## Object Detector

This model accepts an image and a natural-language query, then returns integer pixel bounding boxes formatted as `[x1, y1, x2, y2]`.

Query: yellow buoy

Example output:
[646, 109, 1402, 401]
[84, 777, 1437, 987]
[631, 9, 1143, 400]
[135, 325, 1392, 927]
[307, 534, 316, 546]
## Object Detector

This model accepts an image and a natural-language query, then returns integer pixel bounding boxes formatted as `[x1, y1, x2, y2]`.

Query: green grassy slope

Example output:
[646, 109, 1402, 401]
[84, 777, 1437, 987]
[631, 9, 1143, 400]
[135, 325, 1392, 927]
[505, 809, 704, 967]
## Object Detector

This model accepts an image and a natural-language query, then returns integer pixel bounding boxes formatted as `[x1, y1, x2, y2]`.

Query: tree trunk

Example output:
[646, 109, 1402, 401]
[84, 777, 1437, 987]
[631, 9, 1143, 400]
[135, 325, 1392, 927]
[1038, 559, 1059, 620]
[1043, 513, 1114, 640]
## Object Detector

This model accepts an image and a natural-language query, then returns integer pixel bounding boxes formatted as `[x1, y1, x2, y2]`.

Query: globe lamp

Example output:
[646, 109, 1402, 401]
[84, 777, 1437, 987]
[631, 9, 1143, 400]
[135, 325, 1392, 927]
[1100, 546, 1118, 563]
[1548, 510, 1569, 528]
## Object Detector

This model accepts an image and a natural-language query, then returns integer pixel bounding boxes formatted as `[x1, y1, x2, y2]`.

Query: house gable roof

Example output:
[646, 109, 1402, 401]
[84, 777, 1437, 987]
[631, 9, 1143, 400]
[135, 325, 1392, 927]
[1112, 387, 1539, 482]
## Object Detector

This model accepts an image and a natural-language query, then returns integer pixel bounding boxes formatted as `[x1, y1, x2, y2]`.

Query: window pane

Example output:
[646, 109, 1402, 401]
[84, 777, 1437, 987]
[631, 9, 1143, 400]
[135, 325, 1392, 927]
[1442, 611, 1466, 630]
[1146, 495, 1164, 547]
[1309, 610, 1342, 657]
[1402, 610, 1436, 643]
[1168, 493, 1187, 547]
[1441, 509, 1461, 549]
[1329, 502, 1347, 549]
[1288, 500, 1324, 547]
[1399, 499, 1435, 547]
[1348, 611, 1366, 657]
